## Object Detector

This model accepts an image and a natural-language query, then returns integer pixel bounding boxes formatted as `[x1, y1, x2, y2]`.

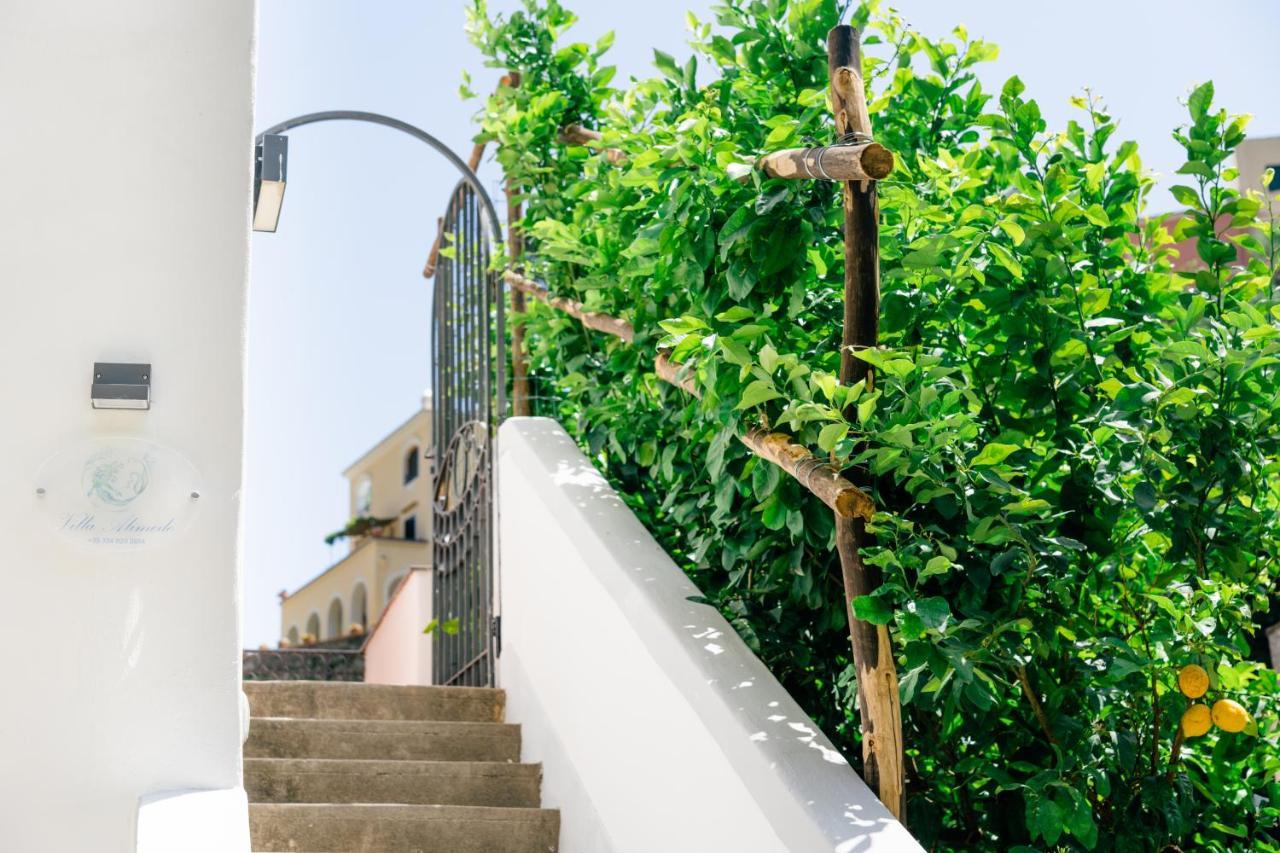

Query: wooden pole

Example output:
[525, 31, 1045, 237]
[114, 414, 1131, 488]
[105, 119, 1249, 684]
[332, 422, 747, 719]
[505, 271, 635, 342]
[558, 123, 626, 165]
[754, 142, 893, 183]
[422, 216, 446, 279]
[505, 72, 532, 417]
[502, 275, 874, 520]
[654, 351, 874, 521]
[828, 24, 905, 821]
[830, 30, 880, 391]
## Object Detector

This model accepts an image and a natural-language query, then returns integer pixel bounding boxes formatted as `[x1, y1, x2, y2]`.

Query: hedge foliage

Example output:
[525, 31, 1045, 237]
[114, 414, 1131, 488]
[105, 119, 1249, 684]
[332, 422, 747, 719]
[464, 1, 1280, 848]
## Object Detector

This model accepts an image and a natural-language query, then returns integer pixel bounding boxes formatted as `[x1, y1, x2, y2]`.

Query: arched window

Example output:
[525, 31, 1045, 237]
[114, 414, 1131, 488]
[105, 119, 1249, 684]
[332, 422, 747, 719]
[327, 598, 344, 640]
[286, 626, 299, 646]
[304, 612, 321, 643]
[386, 574, 405, 608]
[351, 583, 368, 630]
[404, 446, 420, 485]
[355, 475, 372, 516]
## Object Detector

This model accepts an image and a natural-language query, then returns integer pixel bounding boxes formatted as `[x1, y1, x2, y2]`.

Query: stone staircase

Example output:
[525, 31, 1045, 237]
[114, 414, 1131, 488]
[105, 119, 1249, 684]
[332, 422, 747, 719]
[244, 681, 560, 852]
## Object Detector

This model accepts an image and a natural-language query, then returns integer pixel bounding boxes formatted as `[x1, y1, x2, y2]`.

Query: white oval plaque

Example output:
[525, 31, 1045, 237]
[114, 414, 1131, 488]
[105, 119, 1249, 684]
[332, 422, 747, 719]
[34, 437, 204, 551]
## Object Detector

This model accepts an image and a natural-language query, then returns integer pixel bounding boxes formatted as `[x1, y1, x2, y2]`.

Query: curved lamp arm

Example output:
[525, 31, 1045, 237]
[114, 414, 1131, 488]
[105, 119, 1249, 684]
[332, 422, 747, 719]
[253, 110, 503, 242]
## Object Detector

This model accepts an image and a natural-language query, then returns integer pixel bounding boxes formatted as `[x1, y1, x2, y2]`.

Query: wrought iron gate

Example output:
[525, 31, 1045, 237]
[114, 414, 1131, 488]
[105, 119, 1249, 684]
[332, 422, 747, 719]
[431, 179, 502, 687]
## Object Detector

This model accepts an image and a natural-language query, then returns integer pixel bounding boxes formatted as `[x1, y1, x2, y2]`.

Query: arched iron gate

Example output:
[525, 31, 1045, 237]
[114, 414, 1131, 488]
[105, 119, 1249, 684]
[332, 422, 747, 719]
[431, 179, 503, 687]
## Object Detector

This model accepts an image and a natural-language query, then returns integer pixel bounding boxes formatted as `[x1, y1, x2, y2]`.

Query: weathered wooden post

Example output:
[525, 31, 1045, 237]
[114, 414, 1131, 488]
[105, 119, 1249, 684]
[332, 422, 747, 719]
[828, 24, 906, 820]
[504, 72, 532, 417]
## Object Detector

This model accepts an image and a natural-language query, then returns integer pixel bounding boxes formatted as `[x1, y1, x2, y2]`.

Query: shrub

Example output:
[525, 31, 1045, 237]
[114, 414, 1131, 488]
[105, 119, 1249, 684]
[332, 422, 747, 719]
[466, 0, 1280, 848]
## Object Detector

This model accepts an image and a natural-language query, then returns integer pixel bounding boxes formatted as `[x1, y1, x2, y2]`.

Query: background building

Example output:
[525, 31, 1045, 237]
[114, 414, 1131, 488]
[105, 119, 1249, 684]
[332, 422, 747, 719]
[1160, 135, 1279, 272]
[1237, 136, 1280, 195]
[279, 395, 432, 645]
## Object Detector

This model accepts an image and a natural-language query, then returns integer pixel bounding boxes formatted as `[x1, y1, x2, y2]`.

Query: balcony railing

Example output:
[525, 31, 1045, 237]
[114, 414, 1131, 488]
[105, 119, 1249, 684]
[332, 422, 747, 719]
[242, 646, 365, 682]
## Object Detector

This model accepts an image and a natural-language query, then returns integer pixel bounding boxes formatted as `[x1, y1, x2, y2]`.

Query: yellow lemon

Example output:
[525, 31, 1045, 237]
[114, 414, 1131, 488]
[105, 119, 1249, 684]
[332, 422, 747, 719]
[1181, 703, 1211, 737]
[1177, 664, 1209, 699]
[1211, 699, 1249, 733]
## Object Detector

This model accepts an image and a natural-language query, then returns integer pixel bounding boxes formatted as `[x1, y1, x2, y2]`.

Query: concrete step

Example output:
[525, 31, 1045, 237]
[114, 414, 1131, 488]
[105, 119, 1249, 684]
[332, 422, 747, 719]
[249, 803, 560, 853]
[244, 681, 504, 723]
[245, 758, 542, 808]
[245, 717, 521, 762]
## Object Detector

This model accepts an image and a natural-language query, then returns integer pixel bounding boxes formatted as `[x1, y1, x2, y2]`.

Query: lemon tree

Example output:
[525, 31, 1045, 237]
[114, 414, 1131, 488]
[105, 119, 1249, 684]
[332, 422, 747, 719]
[465, 1, 1280, 848]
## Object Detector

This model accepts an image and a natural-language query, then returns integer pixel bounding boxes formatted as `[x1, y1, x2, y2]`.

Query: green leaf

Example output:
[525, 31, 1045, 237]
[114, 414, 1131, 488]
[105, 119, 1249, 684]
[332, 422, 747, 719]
[817, 422, 848, 453]
[998, 218, 1025, 246]
[852, 595, 893, 625]
[972, 442, 1020, 466]
[752, 457, 781, 501]
[423, 618, 460, 636]
[736, 380, 781, 410]
[920, 555, 952, 579]
[987, 242, 1024, 277]
[1035, 797, 1064, 845]
[856, 395, 877, 423]
[715, 306, 754, 322]
[653, 49, 680, 81]
[914, 597, 951, 630]
[1188, 80, 1214, 121]
[1170, 185, 1201, 209]
[1005, 498, 1050, 515]
[1082, 204, 1110, 227]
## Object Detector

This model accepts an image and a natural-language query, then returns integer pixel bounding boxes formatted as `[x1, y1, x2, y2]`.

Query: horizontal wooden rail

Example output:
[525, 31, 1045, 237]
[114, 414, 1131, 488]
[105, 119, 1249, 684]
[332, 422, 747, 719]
[505, 270, 635, 342]
[757, 141, 893, 182]
[558, 123, 626, 165]
[555, 125, 893, 187]
[507, 270, 873, 521]
[654, 352, 873, 520]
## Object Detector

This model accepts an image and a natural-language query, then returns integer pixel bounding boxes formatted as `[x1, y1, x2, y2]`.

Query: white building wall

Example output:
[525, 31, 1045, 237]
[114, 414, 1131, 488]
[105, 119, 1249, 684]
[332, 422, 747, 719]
[0, 2, 256, 851]
[497, 418, 920, 853]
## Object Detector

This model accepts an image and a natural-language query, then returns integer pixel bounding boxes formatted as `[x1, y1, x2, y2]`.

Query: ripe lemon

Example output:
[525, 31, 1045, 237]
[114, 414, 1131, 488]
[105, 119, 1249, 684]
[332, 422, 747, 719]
[1177, 664, 1209, 699]
[1181, 703, 1211, 737]
[1211, 699, 1249, 733]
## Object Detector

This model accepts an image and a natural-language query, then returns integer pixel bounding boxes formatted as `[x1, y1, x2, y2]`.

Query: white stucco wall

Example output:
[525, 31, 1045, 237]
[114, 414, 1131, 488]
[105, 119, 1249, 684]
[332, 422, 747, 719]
[0, 2, 256, 851]
[136, 788, 250, 853]
[497, 418, 921, 853]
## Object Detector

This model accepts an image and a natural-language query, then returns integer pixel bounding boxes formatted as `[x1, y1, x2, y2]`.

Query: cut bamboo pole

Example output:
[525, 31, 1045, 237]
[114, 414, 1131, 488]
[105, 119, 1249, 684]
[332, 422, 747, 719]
[756, 142, 893, 183]
[509, 278, 872, 519]
[656, 352, 874, 521]
[504, 270, 635, 343]
[558, 123, 627, 165]
[828, 24, 905, 822]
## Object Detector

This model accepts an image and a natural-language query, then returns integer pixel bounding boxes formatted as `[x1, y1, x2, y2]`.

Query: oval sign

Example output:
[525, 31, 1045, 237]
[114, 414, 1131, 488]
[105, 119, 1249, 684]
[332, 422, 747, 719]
[34, 437, 204, 551]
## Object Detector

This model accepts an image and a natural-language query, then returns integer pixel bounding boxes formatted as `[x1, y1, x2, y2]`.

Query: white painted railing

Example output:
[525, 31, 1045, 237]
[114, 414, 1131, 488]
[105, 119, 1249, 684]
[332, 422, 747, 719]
[496, 417, 921, 853]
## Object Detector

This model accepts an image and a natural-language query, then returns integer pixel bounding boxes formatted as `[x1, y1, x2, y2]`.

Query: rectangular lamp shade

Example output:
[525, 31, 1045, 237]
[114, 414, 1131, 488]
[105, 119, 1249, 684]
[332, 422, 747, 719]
[253, 134, 288, 233]
[91, 362, 151, 410]
[253, 179, 285, 232]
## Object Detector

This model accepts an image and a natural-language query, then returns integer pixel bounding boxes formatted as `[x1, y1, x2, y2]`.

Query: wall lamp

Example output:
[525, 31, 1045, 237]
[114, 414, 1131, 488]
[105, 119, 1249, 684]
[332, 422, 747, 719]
[253, 134, 287, 233]
[91, 363, 151, 410]
[250, 111, 503, 239]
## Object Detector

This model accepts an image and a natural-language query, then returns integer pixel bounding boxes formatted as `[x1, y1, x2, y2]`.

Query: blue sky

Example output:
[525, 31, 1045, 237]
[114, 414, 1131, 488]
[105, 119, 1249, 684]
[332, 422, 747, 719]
[245, 0, 1279, 647]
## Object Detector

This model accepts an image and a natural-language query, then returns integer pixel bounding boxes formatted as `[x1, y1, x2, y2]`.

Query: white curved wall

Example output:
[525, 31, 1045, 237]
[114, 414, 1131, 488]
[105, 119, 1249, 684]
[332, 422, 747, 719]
[497, 418, 920, 853]
[0, 2, 256, 850]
